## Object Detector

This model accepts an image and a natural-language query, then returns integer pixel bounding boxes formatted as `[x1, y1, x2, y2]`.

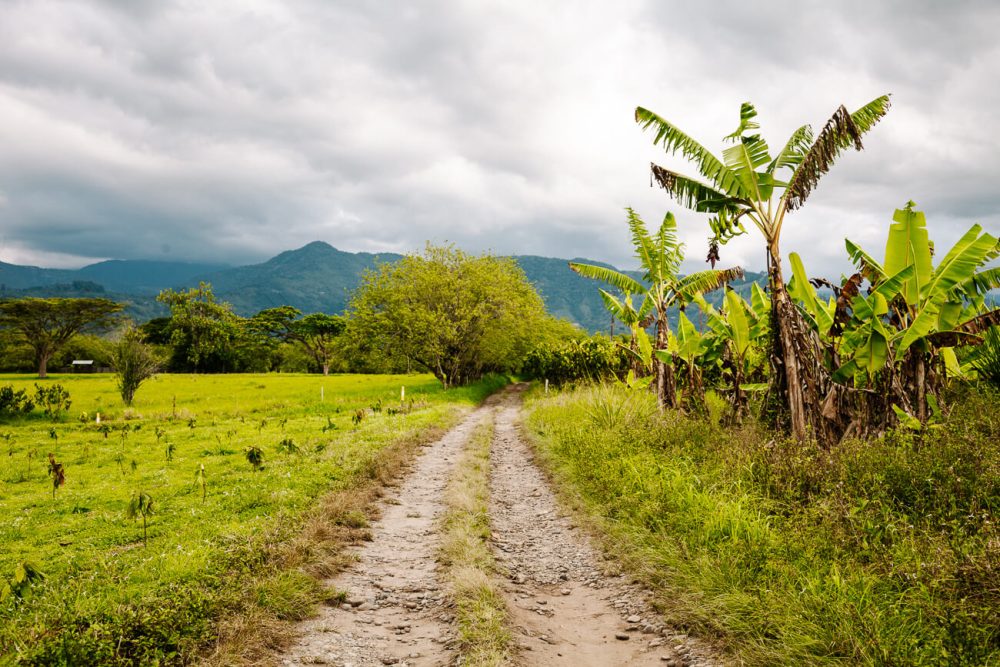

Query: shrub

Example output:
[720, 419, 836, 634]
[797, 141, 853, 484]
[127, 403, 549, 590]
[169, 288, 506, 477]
[0, 386, 34, 417]
[111, 324, 161, 406]
[34, 384, 71, 419]
[521, 335, 628, 385]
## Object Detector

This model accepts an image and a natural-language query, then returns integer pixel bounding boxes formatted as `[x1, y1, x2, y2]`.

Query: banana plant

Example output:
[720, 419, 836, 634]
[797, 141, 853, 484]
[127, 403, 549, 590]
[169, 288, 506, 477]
[656, 311, 708, 414]
[636, 96, 891, 440]
[571, 207, 743, 409]
[836, 202, 1000, 423]
[694, 285, 770, 422]
[597, 289, 653, 378]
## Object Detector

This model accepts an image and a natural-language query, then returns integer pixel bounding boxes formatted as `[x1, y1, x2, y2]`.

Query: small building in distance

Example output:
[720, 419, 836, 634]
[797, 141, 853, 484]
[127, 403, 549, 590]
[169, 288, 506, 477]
[71, 360, 95, 373]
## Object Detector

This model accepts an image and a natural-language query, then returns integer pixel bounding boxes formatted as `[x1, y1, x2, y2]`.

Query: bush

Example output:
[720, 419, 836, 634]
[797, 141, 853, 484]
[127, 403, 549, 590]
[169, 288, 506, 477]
[111, 325, 160, 406]
[33, 384, 71, 419]
[0, 386, 34, 417]
[521, 335, 628, 385]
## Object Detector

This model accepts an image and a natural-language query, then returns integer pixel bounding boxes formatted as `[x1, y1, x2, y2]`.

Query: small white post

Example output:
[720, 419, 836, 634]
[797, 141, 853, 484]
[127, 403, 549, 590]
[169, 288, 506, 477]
[401, 386, 405, 402]
[544, 379, 549, 394]
[96, 412, 101, 424]
[320, 386, 325, 402]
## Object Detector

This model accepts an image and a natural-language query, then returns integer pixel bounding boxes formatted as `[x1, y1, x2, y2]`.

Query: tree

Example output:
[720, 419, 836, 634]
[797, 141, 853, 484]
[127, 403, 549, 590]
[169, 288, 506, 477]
[570, 208, 743, 409]
[156, 283, 245, 372]
[636, 97, 890, 439]
[250, 306, 346, 375]
[0, 298, 123, 377]
[110, 324, 160, 406]
[346, 245, 559, 387]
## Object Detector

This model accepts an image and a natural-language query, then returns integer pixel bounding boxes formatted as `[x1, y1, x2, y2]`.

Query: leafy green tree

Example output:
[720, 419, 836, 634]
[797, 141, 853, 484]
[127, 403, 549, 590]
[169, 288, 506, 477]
[347, 245, 564, 387]
[571, 208, 742, 409]
[250, 306, 346, 375]
[110, 324, 161, 406]
[0, 298, 123, 377]
[636, 96, 890, 439]
[156, 283, 246, 372]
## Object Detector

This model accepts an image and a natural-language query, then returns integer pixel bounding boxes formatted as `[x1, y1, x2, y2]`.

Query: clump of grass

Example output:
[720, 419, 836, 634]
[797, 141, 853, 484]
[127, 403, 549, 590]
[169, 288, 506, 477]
[439, 415, 512, 666]
[524, 383, 1000, 666]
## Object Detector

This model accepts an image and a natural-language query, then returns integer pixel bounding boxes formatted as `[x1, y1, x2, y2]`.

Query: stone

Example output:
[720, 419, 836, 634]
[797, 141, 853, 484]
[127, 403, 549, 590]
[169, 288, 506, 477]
[615, 633, 630, 641]
[626, 615, 642, 623]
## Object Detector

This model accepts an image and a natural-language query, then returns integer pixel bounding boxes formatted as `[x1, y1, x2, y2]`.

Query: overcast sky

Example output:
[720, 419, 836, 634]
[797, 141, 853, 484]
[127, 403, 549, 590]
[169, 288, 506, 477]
[0, 0, 997, 277]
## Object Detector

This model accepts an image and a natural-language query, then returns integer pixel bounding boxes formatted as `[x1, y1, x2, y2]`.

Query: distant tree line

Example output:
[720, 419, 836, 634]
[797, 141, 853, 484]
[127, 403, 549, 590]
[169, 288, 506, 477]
[0, 245, 586, 385]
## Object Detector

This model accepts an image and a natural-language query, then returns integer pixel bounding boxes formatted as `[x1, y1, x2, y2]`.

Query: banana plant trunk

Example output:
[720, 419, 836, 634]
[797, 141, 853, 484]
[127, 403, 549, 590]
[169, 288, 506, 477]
[655, 311, 677, 409]
[767, 248, 814, 442]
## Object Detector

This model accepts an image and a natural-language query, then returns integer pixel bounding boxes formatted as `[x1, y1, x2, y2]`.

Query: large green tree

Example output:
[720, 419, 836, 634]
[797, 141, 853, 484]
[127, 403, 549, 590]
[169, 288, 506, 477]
[346, 245, 565, 387]
[0, 297, 123, 377]
[635, 96, 891, 439]
[156, 283, 246, 373]
[249, 306, 346, 375]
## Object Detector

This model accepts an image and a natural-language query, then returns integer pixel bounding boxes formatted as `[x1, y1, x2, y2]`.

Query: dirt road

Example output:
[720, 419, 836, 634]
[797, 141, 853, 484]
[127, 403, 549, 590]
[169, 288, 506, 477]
[278, 387, 719, 666]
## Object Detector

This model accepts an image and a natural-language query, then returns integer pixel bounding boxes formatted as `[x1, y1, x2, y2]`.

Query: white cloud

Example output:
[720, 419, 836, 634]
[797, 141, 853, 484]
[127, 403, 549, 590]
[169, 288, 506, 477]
[0, 0, 996, 276]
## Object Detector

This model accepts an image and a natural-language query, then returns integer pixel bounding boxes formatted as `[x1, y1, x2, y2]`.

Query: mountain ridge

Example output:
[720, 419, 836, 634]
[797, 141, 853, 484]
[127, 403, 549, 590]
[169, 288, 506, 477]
[0, 242, 765, 333]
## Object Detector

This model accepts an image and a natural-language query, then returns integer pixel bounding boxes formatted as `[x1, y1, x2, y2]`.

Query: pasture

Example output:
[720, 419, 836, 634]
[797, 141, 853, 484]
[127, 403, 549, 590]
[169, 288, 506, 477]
[0, 372, 504, 664]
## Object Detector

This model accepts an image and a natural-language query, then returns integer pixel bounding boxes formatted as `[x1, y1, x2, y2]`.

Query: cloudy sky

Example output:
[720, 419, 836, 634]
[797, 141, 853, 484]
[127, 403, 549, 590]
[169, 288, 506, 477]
[0, 0, 997, 277]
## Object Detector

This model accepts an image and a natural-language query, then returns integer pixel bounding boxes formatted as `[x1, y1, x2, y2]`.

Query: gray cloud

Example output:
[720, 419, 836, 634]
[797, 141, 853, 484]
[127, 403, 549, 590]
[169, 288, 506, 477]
[0, 0, 997, 278]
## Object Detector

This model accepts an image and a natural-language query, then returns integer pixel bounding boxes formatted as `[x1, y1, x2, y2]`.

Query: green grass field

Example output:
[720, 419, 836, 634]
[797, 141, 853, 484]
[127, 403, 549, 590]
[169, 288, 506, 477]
[0, 372, 505, 665]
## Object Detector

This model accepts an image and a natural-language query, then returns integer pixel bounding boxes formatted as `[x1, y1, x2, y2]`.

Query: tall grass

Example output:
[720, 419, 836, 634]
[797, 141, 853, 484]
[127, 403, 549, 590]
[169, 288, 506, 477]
[524, 383, 999, 666]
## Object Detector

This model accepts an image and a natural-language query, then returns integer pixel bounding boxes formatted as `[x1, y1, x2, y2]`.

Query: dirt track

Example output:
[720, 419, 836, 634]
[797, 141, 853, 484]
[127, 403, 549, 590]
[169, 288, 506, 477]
[278, 387, 719, 666]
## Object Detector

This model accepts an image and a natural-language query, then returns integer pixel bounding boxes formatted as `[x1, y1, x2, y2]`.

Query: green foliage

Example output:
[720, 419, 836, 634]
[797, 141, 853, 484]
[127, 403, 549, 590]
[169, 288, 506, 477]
[527, 384, 999, 665]
[0, 297, 124, 377]
[249, 306, 346, 375]
[0, 385, 34, 417]
[156, 283, 255, 373]
[125, 491, 155, 545]
[971, 326, 1000, 388]
[34, 383, 71, 419]
[521, 335, 628, 385]
[110, 324, 161, 405]
[346, 244, 572, 386]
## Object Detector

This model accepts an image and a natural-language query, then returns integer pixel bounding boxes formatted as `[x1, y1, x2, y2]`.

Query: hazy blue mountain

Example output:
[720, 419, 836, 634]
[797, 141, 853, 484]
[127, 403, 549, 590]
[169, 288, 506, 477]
[0, 242, 768, 333]
[76, 260, 227, 295]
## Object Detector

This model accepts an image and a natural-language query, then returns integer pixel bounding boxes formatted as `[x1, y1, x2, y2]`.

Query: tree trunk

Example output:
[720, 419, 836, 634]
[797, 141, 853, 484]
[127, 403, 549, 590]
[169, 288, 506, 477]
[38, 354, 50, 379]
[915, 354, 927, 423]
[654, 311, 677, 409]
[322, 363, 330, 376]
[768, 248, 809, 441]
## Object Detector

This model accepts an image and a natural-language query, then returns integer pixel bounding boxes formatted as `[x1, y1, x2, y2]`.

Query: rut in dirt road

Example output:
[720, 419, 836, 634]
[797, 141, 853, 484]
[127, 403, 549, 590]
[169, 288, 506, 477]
[488, 388, 720, 667]
[278, 399, 497, 667]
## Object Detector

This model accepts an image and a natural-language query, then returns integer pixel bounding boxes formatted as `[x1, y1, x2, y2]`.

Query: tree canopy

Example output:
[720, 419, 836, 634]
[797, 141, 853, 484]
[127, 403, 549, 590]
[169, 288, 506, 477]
[249, 306, 346, 375]
[0, 297, 123, 377]
[346, 245, 575, 386]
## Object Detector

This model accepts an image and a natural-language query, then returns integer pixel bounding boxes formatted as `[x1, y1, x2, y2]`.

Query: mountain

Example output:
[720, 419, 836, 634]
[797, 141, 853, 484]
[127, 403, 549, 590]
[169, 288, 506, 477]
[0, 242, 766, 333]
[194, 242, 403, 315]
[76, 260, 227, 295]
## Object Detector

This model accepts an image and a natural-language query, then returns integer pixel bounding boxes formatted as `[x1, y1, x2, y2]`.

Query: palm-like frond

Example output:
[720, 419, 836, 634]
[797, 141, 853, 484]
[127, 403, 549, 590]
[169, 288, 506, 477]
[676, 267, 745, 300]
[927, 309, 1000, 347]
[959, 266, 1000, 299]
[845, 238, 887, 283]
[722, 135, 772, 199]
[784, 95, 891, 212]
[636, 107, 746, 197]
[649, 164, 740, 213]
[768, 125, 813, 174]
[569, 262, 644, 294]
[625, 208, 658, 282]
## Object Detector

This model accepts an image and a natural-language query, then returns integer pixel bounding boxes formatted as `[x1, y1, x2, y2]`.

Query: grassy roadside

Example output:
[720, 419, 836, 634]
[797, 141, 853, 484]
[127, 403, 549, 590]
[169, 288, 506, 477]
[439, 411, 513, 666]
[522, 383, 999, 666]
[0, 373, 508, 666]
